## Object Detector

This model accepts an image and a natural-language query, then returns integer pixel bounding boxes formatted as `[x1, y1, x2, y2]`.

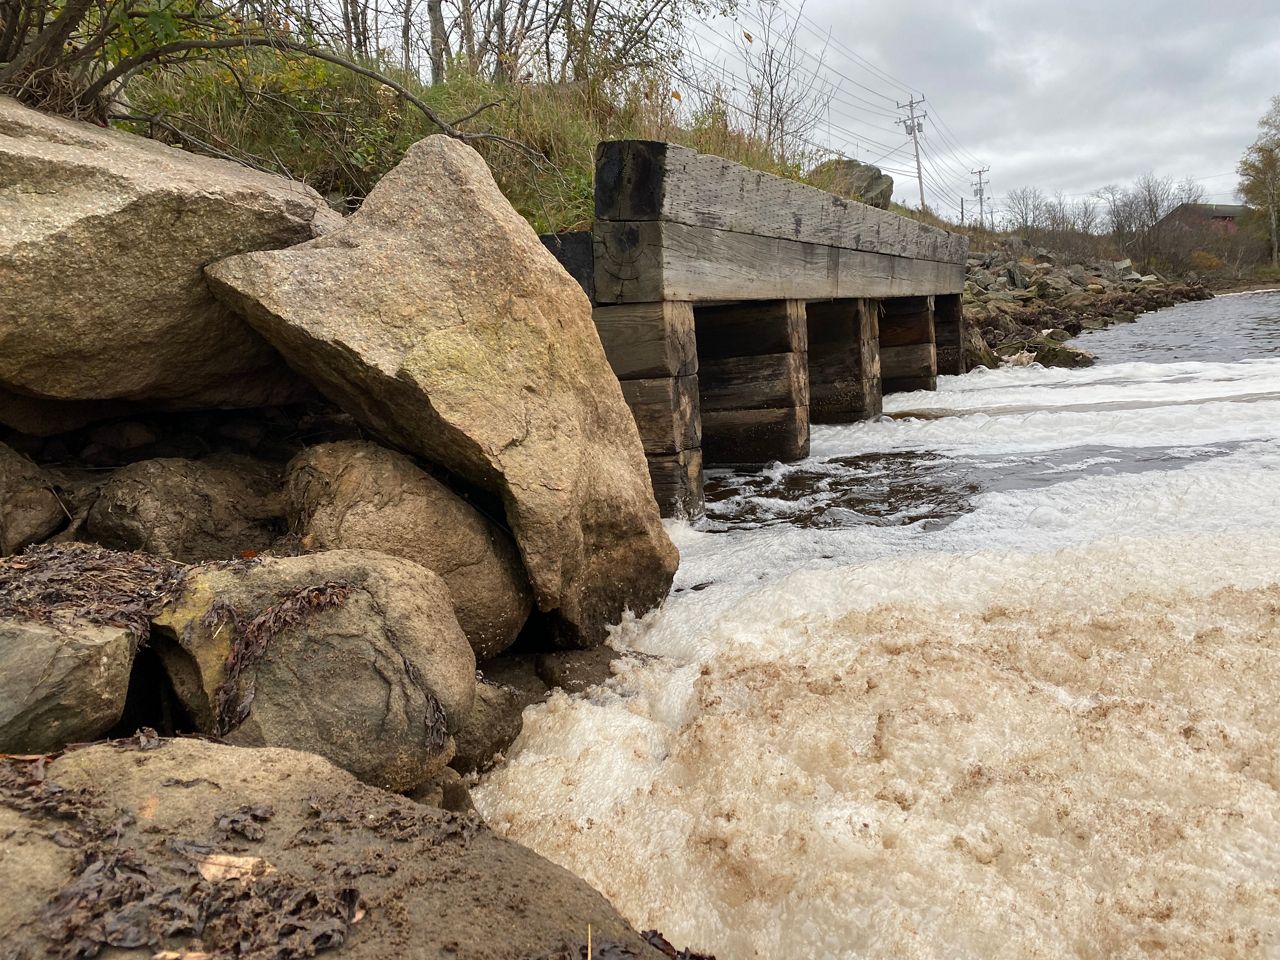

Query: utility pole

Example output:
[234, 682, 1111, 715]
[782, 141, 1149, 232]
[960, 196, 965, 226]
[897, 96, 927, 211]
[971, 166, 990, 231]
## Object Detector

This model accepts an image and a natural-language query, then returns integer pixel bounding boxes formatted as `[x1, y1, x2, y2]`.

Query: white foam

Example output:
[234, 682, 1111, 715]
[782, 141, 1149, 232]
[475, 343, 1280, 958]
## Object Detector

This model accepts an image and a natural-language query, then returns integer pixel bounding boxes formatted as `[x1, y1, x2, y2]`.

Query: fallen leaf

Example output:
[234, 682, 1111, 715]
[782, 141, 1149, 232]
[194, 852, 276, 884]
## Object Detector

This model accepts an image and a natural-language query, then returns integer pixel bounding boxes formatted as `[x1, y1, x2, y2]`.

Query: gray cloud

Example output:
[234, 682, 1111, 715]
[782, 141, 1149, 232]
[743, 0, 1280, 216]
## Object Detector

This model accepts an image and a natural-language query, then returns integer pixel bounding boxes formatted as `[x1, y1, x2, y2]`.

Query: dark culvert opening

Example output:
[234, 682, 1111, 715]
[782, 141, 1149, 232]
[107, 641, 198, 739]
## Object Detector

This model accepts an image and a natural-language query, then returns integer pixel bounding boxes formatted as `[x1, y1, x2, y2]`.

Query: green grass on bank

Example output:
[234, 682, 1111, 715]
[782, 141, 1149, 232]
[123, 55, 819, 233]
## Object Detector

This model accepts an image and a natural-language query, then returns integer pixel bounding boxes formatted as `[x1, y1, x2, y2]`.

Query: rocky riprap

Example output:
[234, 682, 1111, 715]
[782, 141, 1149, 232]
[962, 238, 1212, 369]
[0, 97, 683, 956]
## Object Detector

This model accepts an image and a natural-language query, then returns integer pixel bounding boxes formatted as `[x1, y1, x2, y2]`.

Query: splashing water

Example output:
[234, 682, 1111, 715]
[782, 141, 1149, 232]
[475, 291, 1280, 959]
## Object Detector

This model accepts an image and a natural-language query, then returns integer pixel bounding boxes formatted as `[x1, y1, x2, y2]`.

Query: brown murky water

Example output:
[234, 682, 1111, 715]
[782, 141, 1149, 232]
[477, 291, 1280, 959]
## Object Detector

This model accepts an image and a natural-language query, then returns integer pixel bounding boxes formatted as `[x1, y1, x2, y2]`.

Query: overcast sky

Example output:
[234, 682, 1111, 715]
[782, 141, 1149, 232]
[692, 0, 1280, 218]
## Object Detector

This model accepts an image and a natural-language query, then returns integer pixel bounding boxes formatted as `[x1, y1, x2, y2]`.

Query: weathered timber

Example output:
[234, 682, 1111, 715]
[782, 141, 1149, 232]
[701, 406, 809, 465]
[595, 141, 967, 264]
[806, 298, 882, 422]
[619, 375, 700, 455]
[593, 301, 697, 379]
[699, 352, 810, 412]
[881, 295, 936, 394]
[879, 296, 934, 347]
[647, 448, 704, 519]
[594, 220, 965, 304]
[540, 231, 595, 303]
[881, 344, 937, 393]
[933, 292, 965, 375]
[694, 300, 807, 359]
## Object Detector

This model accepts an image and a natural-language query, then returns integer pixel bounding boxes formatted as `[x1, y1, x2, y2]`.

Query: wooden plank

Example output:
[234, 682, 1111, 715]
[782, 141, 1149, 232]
[699, 352, 809, 412]
[593, 301, 697, 379]
[647, 448, 705, 520]
[810, 376, 881, 424]
[880, 343, 937, 380]
[540, 231, 595, 302]
[804, 298, 881, 424]
[879, 297, 934, 348]
[882, 375, 937, 394]
[933, 293, 965, 376]
[594, 140, 968, 264]
[694, 300, 807, 359]
[702, 406, 810, 465]
[619, 375, 700, 455]
[594, 220, 965, 304]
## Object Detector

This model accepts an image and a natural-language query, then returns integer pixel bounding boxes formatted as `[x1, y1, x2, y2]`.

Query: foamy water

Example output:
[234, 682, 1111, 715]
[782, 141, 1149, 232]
[475, 292, 1280, 959]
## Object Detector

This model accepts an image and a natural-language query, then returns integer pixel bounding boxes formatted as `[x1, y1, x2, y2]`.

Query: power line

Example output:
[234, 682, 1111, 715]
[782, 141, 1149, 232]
[971, 166, 991, 230]
[896, 95, 927, 210]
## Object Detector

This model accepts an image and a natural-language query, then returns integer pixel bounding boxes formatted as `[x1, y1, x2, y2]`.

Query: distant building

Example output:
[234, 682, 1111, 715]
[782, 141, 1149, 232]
[1158, 202, 1249, 235]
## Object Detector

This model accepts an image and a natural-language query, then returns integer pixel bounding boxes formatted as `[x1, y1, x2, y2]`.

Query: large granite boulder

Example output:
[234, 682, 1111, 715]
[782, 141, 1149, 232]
[0, 442, 63, 554]
[0, 618, 136, 752]
[205, 135, 678, 647]
[87, 456, 284, 562]
[285, 442, 532, 659]
[0, 97, 338, 431]
[151, 550, 476, 792]
[0, 738, 670, 959]
[809, 158, 895, 209]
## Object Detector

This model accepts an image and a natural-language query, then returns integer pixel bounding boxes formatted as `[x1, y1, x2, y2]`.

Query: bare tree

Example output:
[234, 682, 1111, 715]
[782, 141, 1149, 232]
[1003, 185, 1045, 233]
[735, 0, 832, 167]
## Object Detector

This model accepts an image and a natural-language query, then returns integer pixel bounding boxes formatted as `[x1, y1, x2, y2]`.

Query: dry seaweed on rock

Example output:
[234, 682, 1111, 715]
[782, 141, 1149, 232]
[641, 930, 717, 960]
[214, 804, 275, 842]
[523, 931, 716, 960]
[206, 581, 353, 735]
[0, 543, 186, 640]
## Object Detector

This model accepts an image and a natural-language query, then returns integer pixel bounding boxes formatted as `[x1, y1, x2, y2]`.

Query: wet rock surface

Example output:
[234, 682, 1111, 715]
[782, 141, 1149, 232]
[963, 241, 1212, 368]
[0, 442, 64, 554]
[0, 738, 672, 960]
[0, 618, 137, 753]
[285, 442, 533, 659]
[87, 456, 285, 563]
[151, 550, 476, 792]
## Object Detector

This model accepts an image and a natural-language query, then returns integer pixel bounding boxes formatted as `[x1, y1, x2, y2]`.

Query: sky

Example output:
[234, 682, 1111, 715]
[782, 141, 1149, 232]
[688, 0, 1280, 219]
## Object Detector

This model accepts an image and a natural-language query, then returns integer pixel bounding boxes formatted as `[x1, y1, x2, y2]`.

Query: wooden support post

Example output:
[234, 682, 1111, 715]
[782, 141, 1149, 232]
[805, 298, 882, 422]
[593, 301, 698, 379]
[933, 292, 965, 376]
[593, 301, 704, 519]
[619, 375, 700, 455]
[646, 449, 703, 520]
[880, 295, 937, 394]
[694, 300, 810, 464]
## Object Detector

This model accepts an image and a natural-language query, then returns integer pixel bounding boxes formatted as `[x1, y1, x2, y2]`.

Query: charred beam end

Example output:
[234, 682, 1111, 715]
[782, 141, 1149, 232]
[539, 231, 595, 303]
[595, 140, 669, 221]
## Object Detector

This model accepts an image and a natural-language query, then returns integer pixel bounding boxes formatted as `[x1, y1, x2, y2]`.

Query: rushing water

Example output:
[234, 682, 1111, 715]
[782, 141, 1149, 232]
[475, 291, 1280, 959]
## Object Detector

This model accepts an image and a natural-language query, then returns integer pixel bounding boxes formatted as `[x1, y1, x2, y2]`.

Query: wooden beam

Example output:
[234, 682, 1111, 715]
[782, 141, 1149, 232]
[701, 406, 810, 465]
[647, 448, 704, 519]
[694, 300, 807, 359]
[619, 375, 700, 455]
[699, 352, 809, 412]
[880, 295, 937, 394]
[879, 296, 934, 347]
[594, 140, 968, 264]
[594, 220, 965, 304]
[933, 293, 965, 376]
[881, 343, 937, 394]
[806, 298, 882, 423]
[540, 230, 595, 302]
[593, 301, 697, 379]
